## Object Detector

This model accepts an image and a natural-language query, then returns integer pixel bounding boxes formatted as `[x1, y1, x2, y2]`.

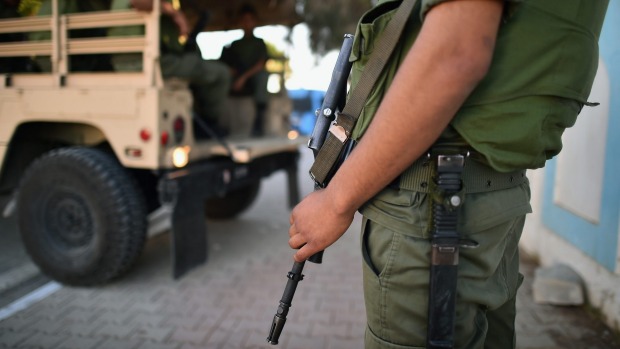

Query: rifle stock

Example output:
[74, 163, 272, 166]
[267, 34, 354, 345]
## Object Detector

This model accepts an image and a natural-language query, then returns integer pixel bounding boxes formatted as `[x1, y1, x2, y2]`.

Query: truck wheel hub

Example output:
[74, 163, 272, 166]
[46, 193, 94, 248]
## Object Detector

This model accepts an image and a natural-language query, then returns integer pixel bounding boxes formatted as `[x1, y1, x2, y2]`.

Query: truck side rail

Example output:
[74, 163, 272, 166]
[0, 3, 161, 88]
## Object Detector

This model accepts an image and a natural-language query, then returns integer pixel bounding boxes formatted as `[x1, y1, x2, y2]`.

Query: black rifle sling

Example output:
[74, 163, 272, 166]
[309, 0, 417, 187]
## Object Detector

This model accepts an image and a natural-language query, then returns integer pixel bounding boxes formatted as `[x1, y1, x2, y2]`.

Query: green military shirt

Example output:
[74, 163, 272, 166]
[160, 11, 184, 54]
[224, 36, 267, 73]
[350, 0, 609, 172]
[221, 35, 268, 96]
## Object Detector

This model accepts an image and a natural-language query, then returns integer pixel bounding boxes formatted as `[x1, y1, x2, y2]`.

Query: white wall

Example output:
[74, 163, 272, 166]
[521, 167, 620, 331]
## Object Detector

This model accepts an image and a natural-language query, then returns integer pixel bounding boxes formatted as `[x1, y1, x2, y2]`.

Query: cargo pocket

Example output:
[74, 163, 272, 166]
[361, 187, 431, 240]
[366, 328, 426, 349]
[362, 217, 401, 279]
[362, 218, 399, 343]
[361, 218, 429, 348]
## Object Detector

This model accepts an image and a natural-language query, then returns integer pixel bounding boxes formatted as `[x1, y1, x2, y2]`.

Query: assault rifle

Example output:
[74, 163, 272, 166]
[266, 34, 354, 345]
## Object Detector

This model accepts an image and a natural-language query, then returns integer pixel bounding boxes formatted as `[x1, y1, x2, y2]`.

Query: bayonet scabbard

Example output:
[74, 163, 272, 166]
[427, 154, 464, 349]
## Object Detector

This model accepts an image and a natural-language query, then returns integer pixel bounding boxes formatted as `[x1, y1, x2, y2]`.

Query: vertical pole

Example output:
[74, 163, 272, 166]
[144, 0, 161, 87]
[51, 0, 59, 81]
[58, 14, 67, 84]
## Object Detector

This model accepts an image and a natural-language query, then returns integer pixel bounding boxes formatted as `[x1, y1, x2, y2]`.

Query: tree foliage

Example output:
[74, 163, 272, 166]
[298, 0, 374, 54]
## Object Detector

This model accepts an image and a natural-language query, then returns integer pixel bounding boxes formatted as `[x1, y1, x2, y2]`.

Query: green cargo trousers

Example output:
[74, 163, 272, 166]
[160, 53, 231, 127]
[360, 180, 531, 349]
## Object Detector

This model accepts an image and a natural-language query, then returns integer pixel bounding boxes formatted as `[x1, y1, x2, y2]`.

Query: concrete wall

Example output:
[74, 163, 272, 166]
[520, 3, 620, 331]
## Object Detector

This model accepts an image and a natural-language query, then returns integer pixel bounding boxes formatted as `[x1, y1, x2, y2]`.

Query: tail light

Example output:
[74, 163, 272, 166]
[139, 128, 151, 142]
[173, 116, 185, 144]
[160, 131, 169, 146]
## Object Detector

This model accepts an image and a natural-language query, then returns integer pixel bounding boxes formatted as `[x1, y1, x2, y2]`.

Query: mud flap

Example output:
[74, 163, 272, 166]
[158, 177, 208, 279]
[170, 183, 208, 279]
[159, 150, 300, 279]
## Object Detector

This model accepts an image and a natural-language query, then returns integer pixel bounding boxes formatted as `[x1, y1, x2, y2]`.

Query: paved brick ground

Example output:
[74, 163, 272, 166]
[0, 198, 39, 298]
[1, 149, 618, 349]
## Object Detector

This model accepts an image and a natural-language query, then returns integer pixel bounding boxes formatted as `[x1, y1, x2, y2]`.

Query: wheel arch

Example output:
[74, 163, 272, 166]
[0, 121, 111, 194]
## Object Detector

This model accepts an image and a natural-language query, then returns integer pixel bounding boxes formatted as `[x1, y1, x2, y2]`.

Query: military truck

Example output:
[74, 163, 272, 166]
[0, 0, 304, 286]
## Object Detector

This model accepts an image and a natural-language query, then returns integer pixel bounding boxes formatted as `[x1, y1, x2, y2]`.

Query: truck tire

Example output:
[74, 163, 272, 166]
[17, 147, 147, 286]
[204, 181, 261, 219]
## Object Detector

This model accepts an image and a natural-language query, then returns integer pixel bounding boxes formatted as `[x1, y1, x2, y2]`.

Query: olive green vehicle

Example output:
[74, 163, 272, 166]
[0, 0, 303, 286]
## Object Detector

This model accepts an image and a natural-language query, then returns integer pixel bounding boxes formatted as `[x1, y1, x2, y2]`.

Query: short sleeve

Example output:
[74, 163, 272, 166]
[420, 0, 523, 22]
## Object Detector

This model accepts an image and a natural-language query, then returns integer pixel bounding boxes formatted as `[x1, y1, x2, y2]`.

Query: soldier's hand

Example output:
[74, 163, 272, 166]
[288, 189, 355, 262]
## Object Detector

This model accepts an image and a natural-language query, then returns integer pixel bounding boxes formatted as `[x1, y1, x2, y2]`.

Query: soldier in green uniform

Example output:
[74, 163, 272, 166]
[221, 4, 269, 136]
[287, 0, 609, 348]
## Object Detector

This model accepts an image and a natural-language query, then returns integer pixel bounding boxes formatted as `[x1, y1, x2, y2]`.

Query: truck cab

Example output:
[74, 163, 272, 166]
[0, 0, 304, 285]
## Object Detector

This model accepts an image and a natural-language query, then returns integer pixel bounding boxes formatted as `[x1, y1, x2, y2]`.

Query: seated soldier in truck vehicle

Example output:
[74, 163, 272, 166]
[115, 0, 231, 138]
[0, 0, 303, 287]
